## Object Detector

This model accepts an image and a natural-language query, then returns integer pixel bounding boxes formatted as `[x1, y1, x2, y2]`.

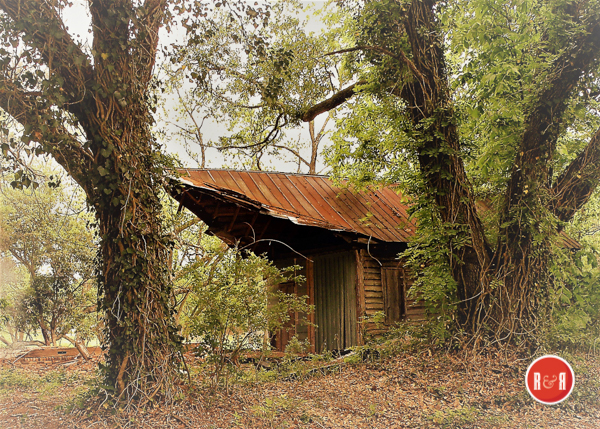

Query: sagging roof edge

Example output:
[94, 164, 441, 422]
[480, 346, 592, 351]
[174, 177, 351, 235]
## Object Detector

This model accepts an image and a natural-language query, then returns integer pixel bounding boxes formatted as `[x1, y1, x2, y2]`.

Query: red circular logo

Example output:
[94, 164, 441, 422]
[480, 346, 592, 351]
[525, 355, 574, 404]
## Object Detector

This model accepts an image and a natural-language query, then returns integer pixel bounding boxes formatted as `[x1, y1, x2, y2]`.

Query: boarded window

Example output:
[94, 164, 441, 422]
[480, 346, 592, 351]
[381, 267, 406, 325]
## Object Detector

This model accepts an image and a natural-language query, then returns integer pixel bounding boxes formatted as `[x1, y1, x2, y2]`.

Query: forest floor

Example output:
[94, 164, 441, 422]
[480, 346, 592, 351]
[0, 339, 599, 428]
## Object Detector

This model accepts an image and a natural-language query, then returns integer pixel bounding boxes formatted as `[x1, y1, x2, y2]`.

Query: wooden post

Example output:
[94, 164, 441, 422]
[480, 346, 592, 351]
[355, 249, 366, 345]
[306, 258, 316, 353]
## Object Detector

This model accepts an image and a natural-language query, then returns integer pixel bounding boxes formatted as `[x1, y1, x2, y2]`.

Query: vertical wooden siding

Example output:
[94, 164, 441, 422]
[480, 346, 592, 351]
[313, 252, 357, 352]
[273, 258, 311, 351]
[381, 267, 406, 324]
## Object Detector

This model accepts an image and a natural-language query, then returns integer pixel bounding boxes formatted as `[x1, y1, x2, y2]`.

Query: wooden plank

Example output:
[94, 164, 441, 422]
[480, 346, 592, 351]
[364, 283, 381, 290]
[226, 206, 240, 232]
[365, 290, 383, 297]
[335, 254, 342, 349]
[363, 259, 381, 268]
[364, 272, 381, 281]
[366, 302, 384, 310]
[312, 251, 358, 352]
[346, 252, 357, 349]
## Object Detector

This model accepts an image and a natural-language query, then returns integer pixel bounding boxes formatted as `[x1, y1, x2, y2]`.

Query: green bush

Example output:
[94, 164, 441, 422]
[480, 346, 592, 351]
[546, 247, 600, 349]
[178, 248, 312, 388]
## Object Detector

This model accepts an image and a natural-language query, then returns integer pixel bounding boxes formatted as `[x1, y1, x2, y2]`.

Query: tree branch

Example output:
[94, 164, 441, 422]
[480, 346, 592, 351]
[551, 127, 600, 223]
[301, 81, 365, 122]
[272, 144, 310, 168]
[0, 0, 93, 110]
[325, 45, 425, 82]
[220, 113, 287, 151]
[502, 9, 600, 226]
[133, 0, 169, 84]
[0, 87, 95, 195]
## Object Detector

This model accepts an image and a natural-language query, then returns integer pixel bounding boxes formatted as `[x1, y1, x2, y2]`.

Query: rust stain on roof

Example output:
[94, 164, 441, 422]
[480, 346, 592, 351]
[177, 169, 416, 243]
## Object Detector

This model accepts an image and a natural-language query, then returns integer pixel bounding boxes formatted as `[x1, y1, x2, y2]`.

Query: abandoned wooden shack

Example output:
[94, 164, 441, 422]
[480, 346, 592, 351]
[171, 169, 425, 353]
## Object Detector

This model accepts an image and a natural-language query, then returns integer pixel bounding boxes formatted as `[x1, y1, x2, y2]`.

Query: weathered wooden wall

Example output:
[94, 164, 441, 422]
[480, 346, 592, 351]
[357, 249, 426, 338]
[274, 248, 426, 352]
[313, 251, 357, 353]
[273, 257, 311, 352]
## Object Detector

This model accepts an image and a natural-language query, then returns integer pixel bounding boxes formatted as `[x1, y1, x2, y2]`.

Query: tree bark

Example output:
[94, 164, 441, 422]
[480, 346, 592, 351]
[0, 0, 182, 399]
[303, 0, 600, 340]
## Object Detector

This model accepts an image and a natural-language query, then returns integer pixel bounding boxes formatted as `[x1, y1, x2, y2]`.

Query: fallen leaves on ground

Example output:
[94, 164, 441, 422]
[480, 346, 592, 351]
[1, 345, 599, 428]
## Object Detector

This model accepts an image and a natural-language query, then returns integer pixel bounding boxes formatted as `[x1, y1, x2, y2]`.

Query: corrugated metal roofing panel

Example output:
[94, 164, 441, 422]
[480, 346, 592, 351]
[177, 169, 416, 242]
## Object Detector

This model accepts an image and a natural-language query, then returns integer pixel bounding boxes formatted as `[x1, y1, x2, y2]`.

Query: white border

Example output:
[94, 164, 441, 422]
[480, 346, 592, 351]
[525, 355, 575, 405]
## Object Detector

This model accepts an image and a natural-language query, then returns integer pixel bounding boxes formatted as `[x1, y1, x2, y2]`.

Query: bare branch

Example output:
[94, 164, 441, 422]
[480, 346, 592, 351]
[272, 144, 310, 168]
[220, 113, 287, 151]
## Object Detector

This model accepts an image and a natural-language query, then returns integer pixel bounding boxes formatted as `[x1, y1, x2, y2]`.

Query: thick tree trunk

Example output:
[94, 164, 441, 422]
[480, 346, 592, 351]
[0, 0, 180, 400]
[400, 0, 491, 327]
[98, 202, 181, 396]
[390, 0, 600, 340]
[87, 127, 182, 396]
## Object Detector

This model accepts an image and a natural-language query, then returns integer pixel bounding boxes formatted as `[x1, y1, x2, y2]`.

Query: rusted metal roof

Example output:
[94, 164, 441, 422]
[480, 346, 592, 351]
[177, 169, 416, 243]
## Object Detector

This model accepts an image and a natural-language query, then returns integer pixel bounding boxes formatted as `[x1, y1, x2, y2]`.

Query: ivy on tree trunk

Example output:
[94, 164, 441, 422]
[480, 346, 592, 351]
[0, 0, 182, 399]
[307, 0, 600, 342]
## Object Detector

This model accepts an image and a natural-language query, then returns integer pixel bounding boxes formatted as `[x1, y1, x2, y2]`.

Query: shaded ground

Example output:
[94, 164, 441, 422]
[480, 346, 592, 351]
[1, 343, 599, 428]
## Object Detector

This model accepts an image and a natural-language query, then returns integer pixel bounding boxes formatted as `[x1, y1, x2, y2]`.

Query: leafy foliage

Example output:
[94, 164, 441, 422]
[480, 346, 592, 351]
[164, 203, 311, 389]
[164, 0, 344, 172]
[321, 0, 600, 346]
[0, 171, 97, 346]
[546, 247, 600, 348]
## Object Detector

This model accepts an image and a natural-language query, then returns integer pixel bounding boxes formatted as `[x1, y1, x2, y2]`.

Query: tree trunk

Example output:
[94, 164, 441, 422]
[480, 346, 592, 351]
[93, 157, 182, 397]
[39, 317, 51, 346]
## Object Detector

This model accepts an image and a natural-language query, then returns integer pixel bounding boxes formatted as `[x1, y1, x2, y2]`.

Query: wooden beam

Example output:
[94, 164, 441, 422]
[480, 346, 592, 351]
[227, 206, 241, 233]
[188, 191, 202, 205]
[213, 201, 221, 220]
[256, 217, 272, 241]
[244, 212, 259, 239]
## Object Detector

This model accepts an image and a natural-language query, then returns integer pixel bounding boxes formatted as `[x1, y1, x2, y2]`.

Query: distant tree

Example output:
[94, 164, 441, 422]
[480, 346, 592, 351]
[0, 173, 97, 346]
[0, 257, 30, 345]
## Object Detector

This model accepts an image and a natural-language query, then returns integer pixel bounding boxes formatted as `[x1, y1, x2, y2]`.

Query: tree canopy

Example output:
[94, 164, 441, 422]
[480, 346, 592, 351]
[0, 171, 97, 346]
[163, 0, 346, 173]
